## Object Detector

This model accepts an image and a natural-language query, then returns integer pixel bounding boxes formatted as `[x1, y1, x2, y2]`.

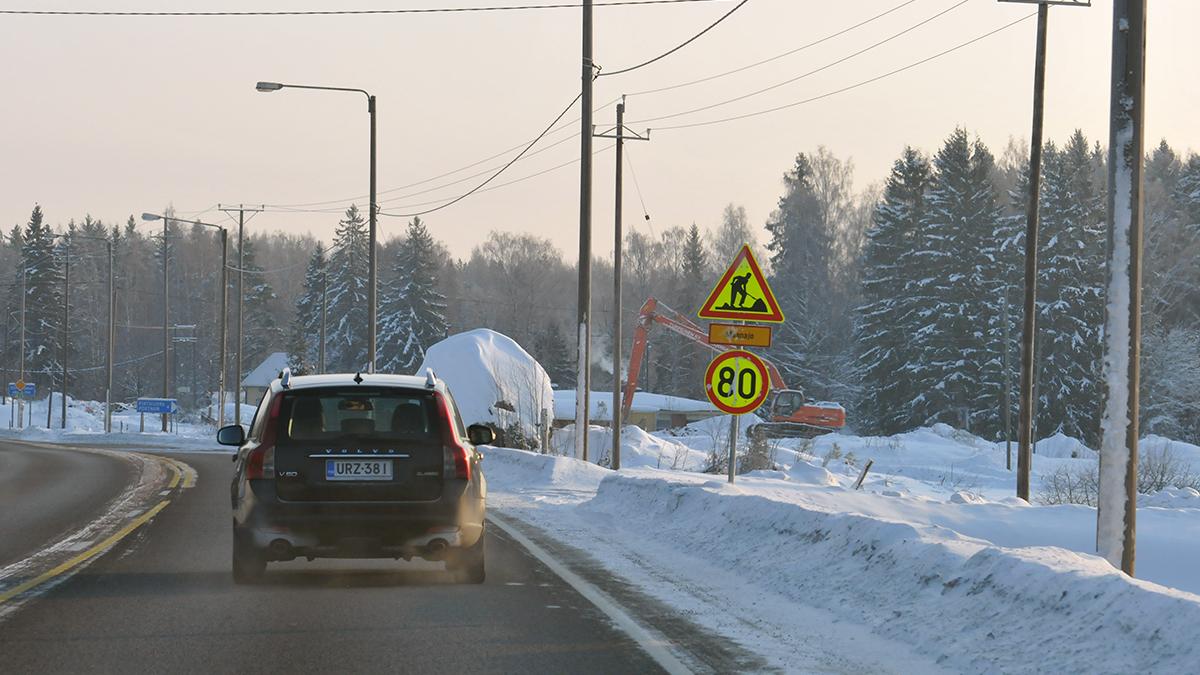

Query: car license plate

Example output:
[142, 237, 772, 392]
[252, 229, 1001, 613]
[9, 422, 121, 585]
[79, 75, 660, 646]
[325, 459, 393, 481]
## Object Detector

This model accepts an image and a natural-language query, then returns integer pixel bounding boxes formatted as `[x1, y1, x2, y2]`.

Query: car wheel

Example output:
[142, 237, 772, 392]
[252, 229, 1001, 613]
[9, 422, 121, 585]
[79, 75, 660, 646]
[449, 528, 486, 584]
[232, 530, 266, 584]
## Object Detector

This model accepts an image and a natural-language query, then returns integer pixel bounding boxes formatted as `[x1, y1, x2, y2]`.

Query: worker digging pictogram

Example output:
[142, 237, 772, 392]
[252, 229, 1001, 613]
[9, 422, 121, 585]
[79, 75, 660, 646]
[697, 244, 784, 323]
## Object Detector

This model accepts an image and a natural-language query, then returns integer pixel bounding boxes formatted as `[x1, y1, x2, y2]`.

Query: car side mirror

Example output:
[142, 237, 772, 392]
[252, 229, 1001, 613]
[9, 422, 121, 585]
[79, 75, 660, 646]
[217, 424, 246, 446]
[467, 424, 496, 446]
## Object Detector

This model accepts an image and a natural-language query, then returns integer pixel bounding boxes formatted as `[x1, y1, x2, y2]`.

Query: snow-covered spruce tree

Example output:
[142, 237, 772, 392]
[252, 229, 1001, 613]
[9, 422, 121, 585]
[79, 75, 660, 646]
[533, 321, 573, 389]
[378, 217, 448, 374]
[905, 129, 1003, 434]
[764, 154, 823, 393]
[1140, 325, 1200, 443]
[14, 206, 64, 383]
[239, 237, 282, 372]
[678, 223, 710, 399]
[325, 205, 370, 372]
[287, 243, 328, 373]
[854, 147, 931, 435]
[1028, 132, 1106, 444]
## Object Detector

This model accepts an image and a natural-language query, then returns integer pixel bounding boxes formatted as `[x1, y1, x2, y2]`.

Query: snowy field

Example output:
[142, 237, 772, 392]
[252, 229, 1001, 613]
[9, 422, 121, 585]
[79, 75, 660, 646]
[486, 420, 1200, 672]
[0, 394, 231, 452]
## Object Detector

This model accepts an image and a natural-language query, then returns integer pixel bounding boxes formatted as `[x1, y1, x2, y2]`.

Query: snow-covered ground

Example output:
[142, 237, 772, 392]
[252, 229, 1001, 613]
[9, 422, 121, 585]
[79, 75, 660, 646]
[485, 420, 1200, 672]
[0, 394, 227, 451]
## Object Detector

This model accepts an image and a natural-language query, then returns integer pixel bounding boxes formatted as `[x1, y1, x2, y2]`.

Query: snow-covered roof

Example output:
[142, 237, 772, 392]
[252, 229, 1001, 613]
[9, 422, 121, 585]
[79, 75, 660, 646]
[241, 352, 291, 388]
[553, 390, 718, 421]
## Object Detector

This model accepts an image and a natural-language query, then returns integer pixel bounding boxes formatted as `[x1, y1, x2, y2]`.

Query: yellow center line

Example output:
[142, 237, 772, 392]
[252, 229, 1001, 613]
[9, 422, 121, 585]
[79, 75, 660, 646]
[0, 499, 171, 606]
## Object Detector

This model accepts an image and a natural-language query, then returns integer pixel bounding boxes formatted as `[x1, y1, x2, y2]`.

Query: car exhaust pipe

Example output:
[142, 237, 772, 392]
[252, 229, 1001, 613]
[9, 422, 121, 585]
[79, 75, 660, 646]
[269, 538, 293, 560]
[426, 539, 449, 560]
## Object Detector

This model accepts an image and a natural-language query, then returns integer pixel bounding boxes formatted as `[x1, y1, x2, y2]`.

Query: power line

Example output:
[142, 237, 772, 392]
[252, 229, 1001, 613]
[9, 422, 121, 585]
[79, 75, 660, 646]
[631, 0, 971, 125]
[627, 0, 921, 96]
[378, 90, 585, 218]
[264, 95, 623, 210]
[598, 0, 750, 78]
[0, 0, 725, 17]
[643, 12, 1036, 131]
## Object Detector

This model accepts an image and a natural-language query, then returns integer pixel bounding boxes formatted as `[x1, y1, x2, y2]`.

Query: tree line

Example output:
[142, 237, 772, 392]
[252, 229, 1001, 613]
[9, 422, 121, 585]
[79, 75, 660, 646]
[7, 128, 1198, 444]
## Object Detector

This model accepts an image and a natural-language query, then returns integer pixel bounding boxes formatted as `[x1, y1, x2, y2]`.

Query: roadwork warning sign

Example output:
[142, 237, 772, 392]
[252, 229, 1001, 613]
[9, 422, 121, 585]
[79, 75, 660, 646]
[697, 244, 784, 323]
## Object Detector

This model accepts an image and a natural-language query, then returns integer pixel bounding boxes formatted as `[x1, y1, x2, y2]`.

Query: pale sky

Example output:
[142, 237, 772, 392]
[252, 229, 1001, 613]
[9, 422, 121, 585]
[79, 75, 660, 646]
[1, 0, 1196, 259]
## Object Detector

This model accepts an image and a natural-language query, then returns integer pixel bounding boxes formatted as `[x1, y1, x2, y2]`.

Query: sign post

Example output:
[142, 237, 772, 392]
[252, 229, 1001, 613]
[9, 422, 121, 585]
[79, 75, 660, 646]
[698, 244, 784, 483]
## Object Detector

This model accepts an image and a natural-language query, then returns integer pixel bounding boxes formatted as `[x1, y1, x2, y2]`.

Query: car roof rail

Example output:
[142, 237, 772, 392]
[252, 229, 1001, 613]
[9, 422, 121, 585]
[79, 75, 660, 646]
[424, 368, 438, 389]
[279, 367, 292, 389]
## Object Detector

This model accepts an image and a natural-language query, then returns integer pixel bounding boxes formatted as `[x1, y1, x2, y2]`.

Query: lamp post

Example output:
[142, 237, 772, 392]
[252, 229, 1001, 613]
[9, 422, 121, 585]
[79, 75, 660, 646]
[142, 213, 227, 430]
[256, 80, 377, 372]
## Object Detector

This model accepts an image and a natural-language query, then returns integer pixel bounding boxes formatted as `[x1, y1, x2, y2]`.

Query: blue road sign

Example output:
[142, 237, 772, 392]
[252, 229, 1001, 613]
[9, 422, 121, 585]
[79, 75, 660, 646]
[22, 383, 35, 398]
[136, 398, 178, 414]
[7, 383, 16, 397]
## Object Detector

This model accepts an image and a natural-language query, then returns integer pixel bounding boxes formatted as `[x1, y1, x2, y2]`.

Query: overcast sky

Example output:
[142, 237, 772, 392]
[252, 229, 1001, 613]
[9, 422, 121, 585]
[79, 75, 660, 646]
[1, 0, 1196, 259]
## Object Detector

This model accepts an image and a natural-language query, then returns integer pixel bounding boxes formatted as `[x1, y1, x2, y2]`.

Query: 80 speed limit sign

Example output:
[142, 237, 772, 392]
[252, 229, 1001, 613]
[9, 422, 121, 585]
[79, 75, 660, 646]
[704, 350, 771, 415]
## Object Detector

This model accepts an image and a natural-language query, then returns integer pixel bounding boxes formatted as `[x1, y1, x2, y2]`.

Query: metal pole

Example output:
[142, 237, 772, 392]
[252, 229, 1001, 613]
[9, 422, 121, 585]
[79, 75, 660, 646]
[728, 413, 739, 483]
[611, 99, 625, 471]
[236, 208, 244, 428]
[60, 237, 69, 429]
[1003, 287, 1012, 471]
[161, 217, 170, 432]
[19, 266, 26, 429]
[320, 270, 328, 374]
[367, 95, 378, 374]
[575, 0, 594, 462]
[1015, 3, 1049, 502]
[218, 228, 228, 428]
[1098, 0, 1145, 577]
[105, 240, 114, 433]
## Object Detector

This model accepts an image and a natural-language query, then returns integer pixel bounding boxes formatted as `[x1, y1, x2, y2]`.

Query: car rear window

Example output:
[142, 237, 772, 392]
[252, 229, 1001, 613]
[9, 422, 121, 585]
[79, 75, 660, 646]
[277, 388, 440, 442]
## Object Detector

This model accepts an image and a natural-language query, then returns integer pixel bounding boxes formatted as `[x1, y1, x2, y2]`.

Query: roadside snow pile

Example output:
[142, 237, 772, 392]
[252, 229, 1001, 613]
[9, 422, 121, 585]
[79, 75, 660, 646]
[0, 394, 223, 450]
[419, 329, 552, 439]
[1141, 487, 1200, 509]
[581, 472, 1200, 672]
[487, 445, 1200, 672]
[551, 424, 707, 471]
[1034, 432, 1099, 458]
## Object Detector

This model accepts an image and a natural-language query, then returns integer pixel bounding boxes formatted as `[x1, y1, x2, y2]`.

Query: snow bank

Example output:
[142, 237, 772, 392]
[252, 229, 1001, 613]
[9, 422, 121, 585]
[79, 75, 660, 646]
[419, 329, 553, 437]
[552, 390, 717, 422]
[492, 447, 1200, 672]
[551, 424, 708, 471]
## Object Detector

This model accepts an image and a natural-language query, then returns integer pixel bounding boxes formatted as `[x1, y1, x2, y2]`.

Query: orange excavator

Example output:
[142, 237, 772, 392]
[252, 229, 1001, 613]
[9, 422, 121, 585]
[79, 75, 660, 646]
[622, 297, 846, 439]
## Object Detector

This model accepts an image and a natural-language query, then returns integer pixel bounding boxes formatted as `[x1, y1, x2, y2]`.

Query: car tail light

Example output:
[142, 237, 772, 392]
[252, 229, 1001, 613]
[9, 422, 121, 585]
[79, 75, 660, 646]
[435, 393, 470, 481]
[245, 395, 283, 480]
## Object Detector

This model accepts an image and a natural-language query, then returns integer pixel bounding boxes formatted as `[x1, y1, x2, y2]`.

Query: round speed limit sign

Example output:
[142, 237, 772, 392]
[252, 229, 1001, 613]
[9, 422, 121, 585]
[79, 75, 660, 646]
[704, 350, 771, 414]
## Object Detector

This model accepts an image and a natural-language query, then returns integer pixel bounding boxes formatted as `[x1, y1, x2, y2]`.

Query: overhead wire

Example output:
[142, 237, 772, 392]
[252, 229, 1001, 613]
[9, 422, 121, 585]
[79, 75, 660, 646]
[378, 90, 585, 218]
[0, 0, 726, 17]
[643, 11, 1036, 131]
[598, 0, 750, 77]
[626, 0, 921, 96]
[630, 0, 972, 125]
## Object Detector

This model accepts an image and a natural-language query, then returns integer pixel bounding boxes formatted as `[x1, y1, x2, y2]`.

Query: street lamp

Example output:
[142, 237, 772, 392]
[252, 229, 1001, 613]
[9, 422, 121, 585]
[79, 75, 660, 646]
[256, 80, 378, 372]
[142, 213, 229, 430]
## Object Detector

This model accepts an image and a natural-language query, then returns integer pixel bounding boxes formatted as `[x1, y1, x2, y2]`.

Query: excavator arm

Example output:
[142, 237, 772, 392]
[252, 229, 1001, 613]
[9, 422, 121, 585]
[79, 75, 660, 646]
[621, 297, 786, 419]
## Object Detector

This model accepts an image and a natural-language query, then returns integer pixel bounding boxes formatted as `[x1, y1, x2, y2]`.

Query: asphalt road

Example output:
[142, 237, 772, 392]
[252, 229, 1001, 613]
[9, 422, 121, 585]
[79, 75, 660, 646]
[0, 441, 136, 569]
[0, 448, 664, 674]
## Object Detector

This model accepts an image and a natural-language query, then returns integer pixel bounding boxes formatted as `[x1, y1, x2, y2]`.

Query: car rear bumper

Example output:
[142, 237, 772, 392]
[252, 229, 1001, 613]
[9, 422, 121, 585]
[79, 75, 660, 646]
[235, 479, 484, 561]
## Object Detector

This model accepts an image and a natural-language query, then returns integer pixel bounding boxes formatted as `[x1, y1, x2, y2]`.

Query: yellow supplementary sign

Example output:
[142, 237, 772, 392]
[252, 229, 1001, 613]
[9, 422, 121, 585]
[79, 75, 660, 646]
[697, 244, 784, 323]
[704, 350, 771, 415]
[707, 323, 772, 348]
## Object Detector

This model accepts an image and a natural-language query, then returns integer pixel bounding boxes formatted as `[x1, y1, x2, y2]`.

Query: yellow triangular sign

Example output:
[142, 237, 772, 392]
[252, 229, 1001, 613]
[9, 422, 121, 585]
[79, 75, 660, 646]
[698, 244, 784, 323]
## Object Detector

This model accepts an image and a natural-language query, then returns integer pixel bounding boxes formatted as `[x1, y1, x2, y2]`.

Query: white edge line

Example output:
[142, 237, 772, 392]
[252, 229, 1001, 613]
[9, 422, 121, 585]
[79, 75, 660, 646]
[487, 512, 693, 675]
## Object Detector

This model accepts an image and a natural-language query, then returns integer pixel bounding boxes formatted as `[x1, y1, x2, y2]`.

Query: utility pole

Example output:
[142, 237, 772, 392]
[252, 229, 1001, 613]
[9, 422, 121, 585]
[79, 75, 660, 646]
[59, 236, 69, 429]
[368, 94, 378, 374]
[217, 227, 228, 429]
[595, 96, 649, 471]
[161, 214, 170, 432]
[105, 238, 114, 433]
[219, 204, 263, 428]
[1002, 287, 1012, 471]
[319, 270, 328, 374]
[999, 0, 1089, 501]
[18, 266, 25, 429]
[1098, 0, 1145, 577]
[575, 0, 594, 462]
